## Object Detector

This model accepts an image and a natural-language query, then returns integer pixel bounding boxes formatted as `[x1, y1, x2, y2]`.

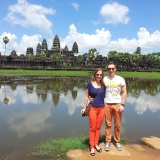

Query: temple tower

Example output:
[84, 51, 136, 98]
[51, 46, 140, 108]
[42, 39, 48, 51]
[53, 35, 60, 48]
[26, 47, 34, 56]
[64, 45, 69, 51]
[72, 42, 78, 53]
[36, 43, 42, 55]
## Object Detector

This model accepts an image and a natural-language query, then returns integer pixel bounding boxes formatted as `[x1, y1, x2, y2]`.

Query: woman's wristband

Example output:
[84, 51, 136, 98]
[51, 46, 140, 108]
[121, 104, 125, 107]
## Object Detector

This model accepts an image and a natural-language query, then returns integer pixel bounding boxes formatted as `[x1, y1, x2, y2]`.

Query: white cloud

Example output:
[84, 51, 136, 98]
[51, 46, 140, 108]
[71, 3, 79, 10]
[18, 34, 42, 55]
[137, 28, 160, 49]
[0, 32, 18, 55]
[1, 24, 160, 56]
[0, 32, 42, 55]
[61, 24, 111, 55]
[61, 24, 160, 56]
[5, 0, 55, 38]
[100, 2, 130, 24]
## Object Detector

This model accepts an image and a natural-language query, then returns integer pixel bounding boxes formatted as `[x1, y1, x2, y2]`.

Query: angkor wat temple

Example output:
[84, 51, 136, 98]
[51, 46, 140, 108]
[0, 35, 107, 69]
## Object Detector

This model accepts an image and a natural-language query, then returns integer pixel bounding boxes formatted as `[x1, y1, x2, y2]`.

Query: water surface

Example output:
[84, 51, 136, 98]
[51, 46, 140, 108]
[0, 76, 160, 159]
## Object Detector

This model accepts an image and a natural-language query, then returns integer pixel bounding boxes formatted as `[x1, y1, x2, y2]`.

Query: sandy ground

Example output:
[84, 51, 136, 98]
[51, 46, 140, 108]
[70, 144, 160, 160]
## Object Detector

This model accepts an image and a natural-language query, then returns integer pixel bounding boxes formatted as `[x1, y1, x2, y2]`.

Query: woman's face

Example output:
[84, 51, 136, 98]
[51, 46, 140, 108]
[95, 70, 103, 81]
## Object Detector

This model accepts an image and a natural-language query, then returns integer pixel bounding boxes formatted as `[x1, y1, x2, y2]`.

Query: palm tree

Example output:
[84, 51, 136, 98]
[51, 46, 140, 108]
[130, 49, 142, 70]
[3, 36, 9, 67]
[3, 85, 9, 105]
[146, 53, 160, 70]
[108, 51, 118, 61]
[40, 51, 47, 67]
[87, 48, 99, 67]
[117, 52, 131, 71]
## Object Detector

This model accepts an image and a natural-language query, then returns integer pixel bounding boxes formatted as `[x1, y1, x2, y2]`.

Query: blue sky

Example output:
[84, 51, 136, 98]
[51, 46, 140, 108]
[0, 0, 160, 56]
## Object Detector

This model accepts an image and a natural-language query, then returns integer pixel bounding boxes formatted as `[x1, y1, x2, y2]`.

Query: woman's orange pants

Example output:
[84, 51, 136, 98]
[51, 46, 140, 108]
[88, 106, 105, 149]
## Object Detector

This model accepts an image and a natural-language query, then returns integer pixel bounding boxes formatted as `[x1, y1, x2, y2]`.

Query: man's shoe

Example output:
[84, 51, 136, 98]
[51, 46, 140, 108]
[115, 143, 122, 151]
[104, 142, 110, 151]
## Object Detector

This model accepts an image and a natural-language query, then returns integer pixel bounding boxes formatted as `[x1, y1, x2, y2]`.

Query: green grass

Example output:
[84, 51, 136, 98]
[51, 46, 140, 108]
[0, 69, 92, 76]
[1, 157, 8, 160]
[0, 69, 160, 79]
[28, 135, 89, 159]
[28, 134, 127, 159]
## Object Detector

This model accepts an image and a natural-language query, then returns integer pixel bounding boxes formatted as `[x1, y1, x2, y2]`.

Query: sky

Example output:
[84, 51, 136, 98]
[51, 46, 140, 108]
[0, 0, 160, 57]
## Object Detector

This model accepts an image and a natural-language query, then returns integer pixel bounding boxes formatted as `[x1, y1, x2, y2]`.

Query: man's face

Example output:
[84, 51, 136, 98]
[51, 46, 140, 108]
[107, 64, 116, 75]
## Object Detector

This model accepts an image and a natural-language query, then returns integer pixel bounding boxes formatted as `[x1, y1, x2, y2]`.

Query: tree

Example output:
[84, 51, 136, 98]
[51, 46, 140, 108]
[87, 48, 99, 66]
[117, 52, 131, 71]
[108, 51, 118, 61]
[76, 55, 84, 66]
[3, 36, 9, 67]
[50, 53, 62, 67]
[66, 62, 71, 68]
[40, 51, 47, 67]
[130, 49, 142, 70]
[3, 85, 9, 105]
[146, 52, 160, 69]
[29, 53, 35, 67]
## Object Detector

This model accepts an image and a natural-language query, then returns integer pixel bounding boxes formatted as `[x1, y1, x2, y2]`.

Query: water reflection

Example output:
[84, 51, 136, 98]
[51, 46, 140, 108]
[7, 102, 53, 138]
[127, 92, 160, 114]
[0, 76, 160, 155]
[127, 78, 160, 114]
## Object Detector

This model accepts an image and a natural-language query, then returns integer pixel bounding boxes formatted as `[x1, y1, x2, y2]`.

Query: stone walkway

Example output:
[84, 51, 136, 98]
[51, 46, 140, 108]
[67, 136, 160, 160]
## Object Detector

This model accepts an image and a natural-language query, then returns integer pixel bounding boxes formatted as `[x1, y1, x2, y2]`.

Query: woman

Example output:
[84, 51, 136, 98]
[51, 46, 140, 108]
[81, 68, 105, 156]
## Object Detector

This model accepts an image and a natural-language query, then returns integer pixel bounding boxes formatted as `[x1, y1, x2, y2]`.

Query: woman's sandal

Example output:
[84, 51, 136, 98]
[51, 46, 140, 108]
[90, 152, 95, 156]
[90, 149, 95, 156]
[95, 146, 102, 152]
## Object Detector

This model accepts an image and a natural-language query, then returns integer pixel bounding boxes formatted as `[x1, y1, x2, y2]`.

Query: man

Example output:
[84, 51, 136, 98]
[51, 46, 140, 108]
[103, 62, 127, 151]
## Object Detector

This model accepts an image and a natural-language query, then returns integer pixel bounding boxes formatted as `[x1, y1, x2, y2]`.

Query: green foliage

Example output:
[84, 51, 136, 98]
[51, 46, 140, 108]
[1, 157, 9, 160]
[28, 53, 35, 61]
[40, 51, 47, 61]
[3, 36, 9, 44]
[76, 55, 84, 64]
[108, 51, 118, 60]
[66, 62, 71, 68]
[28, 135, 88, 159]
[120, 137, 127, 144]
[88, 48, 99, 61]
[28, 134, 127, 159]
[50, 52, 62, 63]
[107, 49, 160, 69]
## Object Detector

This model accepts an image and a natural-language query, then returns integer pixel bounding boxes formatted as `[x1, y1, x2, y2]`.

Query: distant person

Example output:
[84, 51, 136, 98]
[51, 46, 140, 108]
[103, 62, 127, 151]
[81, 68, 105, 156]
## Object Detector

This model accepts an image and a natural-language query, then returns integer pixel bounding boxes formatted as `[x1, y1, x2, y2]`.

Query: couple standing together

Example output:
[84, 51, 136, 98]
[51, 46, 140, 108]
[81, 62, 127, 156]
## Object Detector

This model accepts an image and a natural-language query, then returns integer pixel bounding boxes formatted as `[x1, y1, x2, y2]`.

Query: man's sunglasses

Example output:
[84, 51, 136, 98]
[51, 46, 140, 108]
[107, 68, 115, 70]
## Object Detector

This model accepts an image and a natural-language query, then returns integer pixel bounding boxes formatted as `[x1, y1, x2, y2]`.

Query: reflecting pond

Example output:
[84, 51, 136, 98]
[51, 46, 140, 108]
[0, 76, 160, 159]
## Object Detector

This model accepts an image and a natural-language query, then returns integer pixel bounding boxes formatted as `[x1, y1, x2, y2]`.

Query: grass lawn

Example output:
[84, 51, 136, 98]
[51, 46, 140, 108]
[28, 135, 127, 159]
[0, 69, 160, 79]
